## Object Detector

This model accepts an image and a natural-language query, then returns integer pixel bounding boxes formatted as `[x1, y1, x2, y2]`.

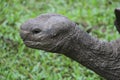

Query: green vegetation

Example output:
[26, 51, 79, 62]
[0, 0, 120, 80]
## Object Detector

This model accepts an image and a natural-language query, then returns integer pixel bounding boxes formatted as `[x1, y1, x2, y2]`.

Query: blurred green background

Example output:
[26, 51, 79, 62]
[0, 0, 120, 80]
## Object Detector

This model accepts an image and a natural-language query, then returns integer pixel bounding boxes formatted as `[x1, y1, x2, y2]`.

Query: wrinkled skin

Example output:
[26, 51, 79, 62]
[20, 14, 76, 52]
[20, 8, 120, 80]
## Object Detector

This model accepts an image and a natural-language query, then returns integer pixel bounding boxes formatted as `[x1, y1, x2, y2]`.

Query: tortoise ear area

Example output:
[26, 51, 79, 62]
[48, 27, 69, 38]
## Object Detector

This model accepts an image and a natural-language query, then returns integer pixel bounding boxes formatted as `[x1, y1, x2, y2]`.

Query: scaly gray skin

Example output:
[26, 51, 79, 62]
[20, 9, 120, 80]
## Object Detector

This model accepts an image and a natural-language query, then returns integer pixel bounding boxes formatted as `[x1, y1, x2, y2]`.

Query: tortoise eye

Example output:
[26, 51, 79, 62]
[32, 28, 41, 34]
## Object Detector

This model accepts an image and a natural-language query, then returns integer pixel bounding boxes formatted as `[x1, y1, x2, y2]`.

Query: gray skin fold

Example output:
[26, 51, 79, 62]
[20, 8, 120, 80]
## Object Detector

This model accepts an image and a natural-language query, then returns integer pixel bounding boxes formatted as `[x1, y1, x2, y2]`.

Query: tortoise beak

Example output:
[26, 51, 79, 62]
[20, 30, 30, 41]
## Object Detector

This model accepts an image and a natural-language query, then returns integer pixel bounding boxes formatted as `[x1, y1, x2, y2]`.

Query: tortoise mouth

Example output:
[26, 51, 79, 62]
[24, 40, 42, 46]
[24, 40, 51, 49]
[24, 41, 36, 46]
[24, 40, 43, 49]
[24, 39, 61, 51]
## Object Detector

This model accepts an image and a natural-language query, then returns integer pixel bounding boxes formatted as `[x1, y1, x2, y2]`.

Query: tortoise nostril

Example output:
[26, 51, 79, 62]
[32, 29, 41, 34]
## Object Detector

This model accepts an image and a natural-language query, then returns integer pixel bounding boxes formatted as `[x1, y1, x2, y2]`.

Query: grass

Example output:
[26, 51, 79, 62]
[0, 0, 120, 80]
